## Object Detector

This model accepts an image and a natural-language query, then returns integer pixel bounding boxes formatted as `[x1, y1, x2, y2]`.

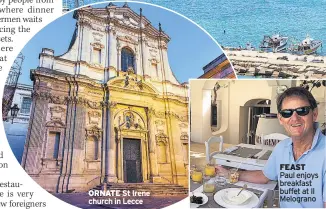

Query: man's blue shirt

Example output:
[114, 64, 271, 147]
[263, 127, 326, 208]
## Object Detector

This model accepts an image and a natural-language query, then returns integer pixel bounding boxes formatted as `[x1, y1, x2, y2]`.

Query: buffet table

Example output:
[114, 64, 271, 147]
[209, 143, 277, 207]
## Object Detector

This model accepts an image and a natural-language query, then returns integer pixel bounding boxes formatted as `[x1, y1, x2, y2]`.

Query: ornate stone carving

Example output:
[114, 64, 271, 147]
[148, 108, 165, 119]
[92, 32, 104, 42]
[146, 41, 158, 49]
[180, 132, 189, 142]
[49, 106, 65, 121]
[109, 101, 118, 109]
[119, 68, 144, 91]
[88, 111, 101, 125]
[160, 42, 168, 49]
[92, 24, 105, 32]
[166, 111, 188, 122]
[155, 120, 165, 133]
[91, 42, 104, 49]
[155, 132, 168, 145]
[149, 58, 159, 64]
[117, 35, 138, 45]
[33, 91, 67, 105]
[85, 125, 102, 139]
[115, 109, 145, 131]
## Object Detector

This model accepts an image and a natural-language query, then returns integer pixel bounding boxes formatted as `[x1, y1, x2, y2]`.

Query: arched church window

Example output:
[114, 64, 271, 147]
[121, 47, 135, 72]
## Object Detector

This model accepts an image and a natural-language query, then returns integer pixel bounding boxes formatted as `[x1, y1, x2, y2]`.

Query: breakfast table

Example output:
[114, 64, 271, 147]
[190, 177, 275, 208]
[200, 143, 278, 208]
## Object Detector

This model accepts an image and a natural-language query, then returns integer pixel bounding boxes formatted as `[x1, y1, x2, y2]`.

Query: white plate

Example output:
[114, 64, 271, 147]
[224, 188, 252, 205]
[190, 192, 208, 208]
[214, 188, 259, 208]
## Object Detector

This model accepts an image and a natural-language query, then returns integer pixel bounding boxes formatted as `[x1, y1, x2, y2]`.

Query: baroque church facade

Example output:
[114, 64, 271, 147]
[22, 4, 189, 192]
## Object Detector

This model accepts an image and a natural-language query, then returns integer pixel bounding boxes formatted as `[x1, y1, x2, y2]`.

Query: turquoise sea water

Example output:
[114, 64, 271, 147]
[69, 0, 326, 55]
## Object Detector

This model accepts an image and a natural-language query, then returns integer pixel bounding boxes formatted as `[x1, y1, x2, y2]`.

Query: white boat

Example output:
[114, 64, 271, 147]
[260, 34, 288, 52]
[245, 42, 255, 51]
[297, 35, 322, 55]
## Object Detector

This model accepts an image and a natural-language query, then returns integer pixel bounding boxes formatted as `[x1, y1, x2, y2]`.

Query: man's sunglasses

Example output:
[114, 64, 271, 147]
[279, 106, 312, 118]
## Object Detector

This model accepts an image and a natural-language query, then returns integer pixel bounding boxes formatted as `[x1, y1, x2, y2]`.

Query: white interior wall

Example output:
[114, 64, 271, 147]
[190, 80, 326, 145]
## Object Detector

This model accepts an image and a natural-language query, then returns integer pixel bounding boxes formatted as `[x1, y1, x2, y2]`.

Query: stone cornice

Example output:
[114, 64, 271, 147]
[32, 91, 102, 109]
[31, 68, 103, 89]
[74, 7, 170, 42]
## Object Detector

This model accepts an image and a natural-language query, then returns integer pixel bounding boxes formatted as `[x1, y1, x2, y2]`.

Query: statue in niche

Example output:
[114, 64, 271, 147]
[126, 115, 131, 129]
[124, 75, 129, 87]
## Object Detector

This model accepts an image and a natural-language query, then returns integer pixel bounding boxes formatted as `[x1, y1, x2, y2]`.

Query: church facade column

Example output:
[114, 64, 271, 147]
[108, 101, 118, 183]
[147, 108, 159, 180]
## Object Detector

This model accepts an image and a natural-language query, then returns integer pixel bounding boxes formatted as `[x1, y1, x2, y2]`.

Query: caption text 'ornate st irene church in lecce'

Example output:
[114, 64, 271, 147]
[21, 3, 189, 193]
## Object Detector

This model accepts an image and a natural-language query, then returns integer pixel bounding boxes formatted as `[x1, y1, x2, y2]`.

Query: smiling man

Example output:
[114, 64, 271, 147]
[216, 87, 326, 208]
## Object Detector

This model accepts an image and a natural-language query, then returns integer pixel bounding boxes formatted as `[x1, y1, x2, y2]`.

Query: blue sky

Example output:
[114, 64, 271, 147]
[19, 2, 222, 85]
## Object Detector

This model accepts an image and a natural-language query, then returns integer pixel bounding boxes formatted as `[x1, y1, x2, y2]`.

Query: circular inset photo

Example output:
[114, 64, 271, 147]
[2, 2, 235, 208]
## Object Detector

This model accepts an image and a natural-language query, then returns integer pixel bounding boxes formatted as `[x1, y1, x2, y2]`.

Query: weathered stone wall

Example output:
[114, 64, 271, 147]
[225, 49, 326, 78]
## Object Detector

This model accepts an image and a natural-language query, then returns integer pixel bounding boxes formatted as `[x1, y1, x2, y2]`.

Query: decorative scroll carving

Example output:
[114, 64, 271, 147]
[85, 125, 102, 139]
[92, 32, 104, 42]
[166, 111, 188, 122]
[155, 132, 168, 145]
[149, 58, 159, 64]
[33, 91, 102, 109]
[148, 108, 165, 119]
[91, 42, 105, 49]
[92, 24, 105, 32]
[49, 106, 65, 121]
[159, 41, 168, 49]
[117, 35, 138, 45]
[32, 91, 67, 105]
[146, 41, 158, 49]
[88, 111, 101, 125]
[119, 68, 144, 91]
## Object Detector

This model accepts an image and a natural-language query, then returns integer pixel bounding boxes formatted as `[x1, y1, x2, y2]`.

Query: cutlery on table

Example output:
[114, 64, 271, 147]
[237, 184, 247, 196]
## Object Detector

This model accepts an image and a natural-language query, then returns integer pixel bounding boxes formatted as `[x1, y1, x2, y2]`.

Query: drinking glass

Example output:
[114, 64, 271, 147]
[203, 178, 216, 196]
[191, 170, 203, 183]
[215, 173, 227, 187]
[204, 164, 216, 177]
[229, 168, 239, 183]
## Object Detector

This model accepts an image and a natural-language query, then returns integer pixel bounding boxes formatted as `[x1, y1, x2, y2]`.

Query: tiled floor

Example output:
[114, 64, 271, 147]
[190, 141, 280, 208]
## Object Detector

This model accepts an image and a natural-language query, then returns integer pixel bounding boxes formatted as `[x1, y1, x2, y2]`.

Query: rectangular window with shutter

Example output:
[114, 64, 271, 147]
[21, 97, 32, 114]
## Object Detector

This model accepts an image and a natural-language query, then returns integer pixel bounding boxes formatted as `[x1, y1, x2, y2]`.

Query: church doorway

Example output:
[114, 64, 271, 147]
[123, 138, 142, 183]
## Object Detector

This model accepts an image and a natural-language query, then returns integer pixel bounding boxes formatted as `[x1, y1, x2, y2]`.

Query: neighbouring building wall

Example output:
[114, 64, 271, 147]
[4, 84, 33, 163]
[191, 79, 325, 146]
